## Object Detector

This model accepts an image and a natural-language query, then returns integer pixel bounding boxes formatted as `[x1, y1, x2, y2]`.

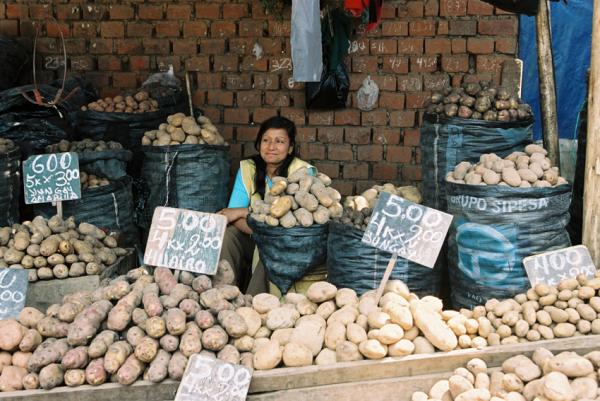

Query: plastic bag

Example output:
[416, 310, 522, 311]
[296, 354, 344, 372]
[0, 147, 21, 226]
[568, 98, 587, 245]
[142, 65, 182, 89]
[137, 144, 230, 235]
[305, 63, 350, 109]
[0, 116, 69, 159]
[327, 222, 441, 296]
[291, 0, 322, 82]
[356, 75, 379, 111]
[0, 36, 29, 91]
[446, 182, 572, 309]
[420, 113, 533, 211]
[248, 218, 328, 295]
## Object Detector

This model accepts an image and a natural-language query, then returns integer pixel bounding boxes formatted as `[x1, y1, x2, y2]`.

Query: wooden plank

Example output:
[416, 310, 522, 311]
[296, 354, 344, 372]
[583, 0, 600, 265]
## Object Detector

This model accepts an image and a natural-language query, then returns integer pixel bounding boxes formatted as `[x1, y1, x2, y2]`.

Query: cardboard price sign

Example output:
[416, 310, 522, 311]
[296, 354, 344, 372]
[174, 354, 252, 401]
[144, 207, 227, 275]
[362, 191, 453, 269]
[23, 152, 81, 204]
[0, 269, 28, 320]
[523, 245, 597, 287]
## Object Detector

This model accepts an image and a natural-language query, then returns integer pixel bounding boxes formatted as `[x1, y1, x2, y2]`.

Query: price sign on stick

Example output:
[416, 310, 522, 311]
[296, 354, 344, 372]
[144, 207, 227, 275]
[0, 269, 28, 320]
[523, 245, 597, 287]
[23, 152, 81, 217]
[362, 192, 453, 302]
[175, 354, 252, 401]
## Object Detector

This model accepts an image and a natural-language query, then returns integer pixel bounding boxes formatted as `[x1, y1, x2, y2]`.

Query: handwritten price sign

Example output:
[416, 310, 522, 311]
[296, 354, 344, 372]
[23, 152, 81, 204]
[0, 269, 28, 319]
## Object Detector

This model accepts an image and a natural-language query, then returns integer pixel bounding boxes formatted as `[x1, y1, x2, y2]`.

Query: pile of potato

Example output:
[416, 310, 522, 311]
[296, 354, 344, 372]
[447, 144, 569, 188]
[81, 91, 158, 114]
[412, 350, 600, 401]
[250, 168, 343, 227]
[0, 216, 128, 282]
[0, 139, 15, 154]
[80, 172, 110, 190]
[45, 139, 123, 154]
[427, 82, 532, 122]
[337, 184, 422, 230]
[0, 264, 248, 391]
[141, 113, 226, 146]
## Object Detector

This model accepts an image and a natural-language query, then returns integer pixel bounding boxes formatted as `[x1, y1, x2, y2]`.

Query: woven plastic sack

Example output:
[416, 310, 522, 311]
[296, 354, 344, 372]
[78, 149, 132, 180]
[420, 113, 533, 211]
[327, 221, 441, 296]
[0, 147, 21, 226]
[248, 218, 328, 295]
[446, 182, 572, 309]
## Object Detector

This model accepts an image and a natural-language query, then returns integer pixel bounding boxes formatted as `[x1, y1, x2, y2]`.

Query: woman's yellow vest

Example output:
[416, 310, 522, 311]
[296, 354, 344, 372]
[239, 157, 313, 203]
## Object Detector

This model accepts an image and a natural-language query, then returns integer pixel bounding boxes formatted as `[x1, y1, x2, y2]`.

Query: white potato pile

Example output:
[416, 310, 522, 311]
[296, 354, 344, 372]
[81, 91, 158, 114]
[142, 114, 226, 146]
[447, 144, 568, 188]
[80, 172, 110, 190]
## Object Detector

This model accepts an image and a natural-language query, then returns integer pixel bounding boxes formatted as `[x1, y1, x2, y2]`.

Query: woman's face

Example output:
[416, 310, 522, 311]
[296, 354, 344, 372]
[259, 128, 292, 166]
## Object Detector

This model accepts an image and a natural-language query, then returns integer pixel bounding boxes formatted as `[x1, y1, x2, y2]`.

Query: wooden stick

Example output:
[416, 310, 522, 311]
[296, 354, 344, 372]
[185, 71, 194, 119]
[56, 201, 63, 219]
[583, 0, 600, 266]
[374, 253, 398, 304]
[535, 0, 561, 167]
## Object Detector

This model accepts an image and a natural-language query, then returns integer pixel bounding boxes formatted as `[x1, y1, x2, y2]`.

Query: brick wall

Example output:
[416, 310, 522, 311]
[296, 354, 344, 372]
[0, 0, 518, 195]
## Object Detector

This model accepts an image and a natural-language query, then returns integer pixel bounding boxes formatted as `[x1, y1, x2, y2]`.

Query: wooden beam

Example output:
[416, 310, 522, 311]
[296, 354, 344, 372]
[583, 0, 600, 265]
[536, 0, 561, 167]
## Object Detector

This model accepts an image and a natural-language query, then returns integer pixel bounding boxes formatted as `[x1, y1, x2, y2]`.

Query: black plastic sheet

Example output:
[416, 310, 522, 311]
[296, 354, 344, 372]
[78, 149, 132, 180]
[0, 147, 21, 226]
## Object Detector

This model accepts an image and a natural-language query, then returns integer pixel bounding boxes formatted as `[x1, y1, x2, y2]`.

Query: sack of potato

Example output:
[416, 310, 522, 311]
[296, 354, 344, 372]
[445, 145, 572, 309]
[80, 172, 110, 190]
[80, 91, 158, 114]
[0, 138, 20, 227]
[0, 215, 128, 282]
[141, 113, 226, 146]
[412, 348, 600, 401]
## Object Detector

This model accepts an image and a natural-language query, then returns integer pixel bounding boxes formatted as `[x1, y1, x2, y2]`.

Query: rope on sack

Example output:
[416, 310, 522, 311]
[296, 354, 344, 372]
[111, 192, 120, 229]
[163, 150, 179, 206]
[433, 124, 440, 210]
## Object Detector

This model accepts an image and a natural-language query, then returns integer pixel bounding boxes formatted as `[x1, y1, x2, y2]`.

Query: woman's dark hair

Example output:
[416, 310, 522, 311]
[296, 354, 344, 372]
[247, 116, 297, 199]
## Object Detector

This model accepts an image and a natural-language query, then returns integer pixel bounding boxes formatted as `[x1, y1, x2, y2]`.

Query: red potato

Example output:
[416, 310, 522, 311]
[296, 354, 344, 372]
[39, 363, 64, 390]
[0, 366, 27, 391]
[107, 289, 143, 331]
[27, 338, 70, 373]
[67, 300, 113, 346]
[116, 354, 145, 385]
[147, 350, 171, 383]
[0, 320, 27, 351]
[155, 267, 177, 295]
[61, 346, 89, 369]
[104, 341, 132, 374]
[85, 358, 107, 386]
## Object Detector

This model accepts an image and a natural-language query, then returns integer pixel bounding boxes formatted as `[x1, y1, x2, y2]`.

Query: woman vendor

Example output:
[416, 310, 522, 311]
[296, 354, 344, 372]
[218, 116, 316, 294]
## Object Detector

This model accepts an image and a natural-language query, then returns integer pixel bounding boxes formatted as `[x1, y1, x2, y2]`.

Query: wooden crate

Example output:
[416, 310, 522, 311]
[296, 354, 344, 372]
[25, 250, 137, 312]
[0, 335, 597, 401]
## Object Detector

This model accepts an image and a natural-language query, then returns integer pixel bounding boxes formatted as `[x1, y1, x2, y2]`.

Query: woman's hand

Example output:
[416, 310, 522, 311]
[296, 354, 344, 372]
[218, 208, 249, 224]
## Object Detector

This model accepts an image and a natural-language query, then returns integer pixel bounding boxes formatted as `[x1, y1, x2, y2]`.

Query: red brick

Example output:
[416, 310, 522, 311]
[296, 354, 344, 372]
[357, 145, 382, 161]
[403, 129, 421, 146]
[211, 21, 236, 38]
[402, 165, 422, 181]
[64, 39, 85, 54]
[253, 73, 279, 90]
[370, 75, 397, 92]
[438, 21, 449, 35]
[476, 54, 510, 75]
[201, 39, 226, 54]
[237, 89, 261, 106]
[214, 55, 239, 72]
[82, 4, 105, 19]
[224, 108, 249, 124]
[109, 5, 134, 20]
[406, 92, 430, 108]
[155, 56, 182, 72]
[281, 108, 306, 126]
[341, 128, 369, 145]
[308, 111, 334, 126]
[35, 38, 57, 54]
[70, 56, 94, 71]
[269, 21, 291, 37]
[317, 127, 344, 144]
[425, 38, 452, 54]
[167, 5, 191, 20]
[29, 4, 51, 19]
[116, 39, 142, 55]
[440, 0, 467, 16]
[58, 4, 82, 19]
[220, 126, 234, 142]
[265, 92, 290, 107]
[112, 72, 137, 88]
[173, 39, 198, 55]
[202, 107, 221, 124]
[334, 110, 360, 125]
[495, 6, 515, 15]
[331, 180, 354, 197]
[449, 20, 477, 35]
[197, 72, 222, 89]
[296, 127, 316, 142]
[409, 20, 436, 36]
[379, 92, 405, 110]
[207, 90, 234, 106]
[495, 37, 517, 54]
[387, 146, 413, 163]
[442, 55, 469, 72]
[299, 143, 326, 161]
[47, 22, 70, 38]
[252, 108, 277, 123]
[223, 4, 249, 19]
[196, 4, 221, 19]
[229, 38, 254, 55]
[6, 4, 26, 19]
[468, 0, 494, 15]
[241, 56, 268, 72]
[352, 57, 378, 73]
[258, 38, 283, 55]
[374, 129, 400, 145]
[73, 22, 97, 38]
[370, 39, 397, 55]
[423, 73, 450, 91]
[424, 0, 440, 16]
[347, 38, 370, 56]
[0, 4, 5, 19]
[452, 38, 467, 53]
[127, 22, 152, 38]
[242, 143, 258, 158]
[313, 162, 339, 179]
[381, 21, 408, 36]
[390, 111, 416, 127]
[183, 22, 208, 38]
[381, 3, 397, 18]
[129, 56, 149, 71]
[237, 126, 259, 141]
[479, 18, 518, 35]
[398, 75, 423, 92]
[373, 163, 398, 180]
[98, 55, 122, 71]
[407, 1, 424, 16]
[410, 56, 438, 73]
[343, 163, 369, 179]
[382, 56, 409, 74]
[185, 56, 210, 72]
[86, 72, 110, 89]
[328, 145, 353, 161]
[398, 38, 424, 54]
[100, 21, 124, 38]
[89, 39, 113, 54]
[225, 74, 252, 90]
[138, 5, 163, 19]
[143, 39, 170, 55]
[362, 111, 388, 126]
[156, 21, 180, 38]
